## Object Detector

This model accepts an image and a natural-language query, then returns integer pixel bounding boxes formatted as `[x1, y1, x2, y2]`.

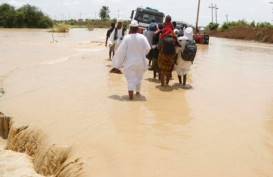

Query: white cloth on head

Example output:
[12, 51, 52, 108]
[183, 27, 193, 40]
[130, 20, 139, 27]
[112, 33, 151, 92]
[175, 27, 194, 76]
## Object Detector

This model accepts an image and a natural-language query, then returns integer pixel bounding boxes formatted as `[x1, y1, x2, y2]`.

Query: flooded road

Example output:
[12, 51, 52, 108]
[0, 28, 273, 177]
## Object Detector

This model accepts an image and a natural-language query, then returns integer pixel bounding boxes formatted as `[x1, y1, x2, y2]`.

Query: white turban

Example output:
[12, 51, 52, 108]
[130, 20, 138, 27]
[184, 27, 193, 40]
[117, 18, 123, 23]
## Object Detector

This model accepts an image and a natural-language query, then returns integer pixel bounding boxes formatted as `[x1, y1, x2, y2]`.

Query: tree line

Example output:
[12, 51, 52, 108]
[0, 3, 53, 28]
[207, 20, 273, 31]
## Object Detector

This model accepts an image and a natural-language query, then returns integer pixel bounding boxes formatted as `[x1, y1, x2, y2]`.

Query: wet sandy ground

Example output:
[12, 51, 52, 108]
[0, 28, 273, 177]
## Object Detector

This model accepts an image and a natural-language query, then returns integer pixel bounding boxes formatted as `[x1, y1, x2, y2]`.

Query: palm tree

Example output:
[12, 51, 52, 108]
[99, 6, 110, 20]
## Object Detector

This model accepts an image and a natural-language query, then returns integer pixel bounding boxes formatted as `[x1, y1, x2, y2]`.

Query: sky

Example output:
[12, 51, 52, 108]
[1, 0, 273, 26]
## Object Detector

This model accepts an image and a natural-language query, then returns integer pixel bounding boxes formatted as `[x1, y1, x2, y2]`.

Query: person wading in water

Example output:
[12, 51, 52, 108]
[108, 19, 127, 54]
[158, 15, 181, 86]
[105, 22, 115, 60]
[111, 20, 151, 100]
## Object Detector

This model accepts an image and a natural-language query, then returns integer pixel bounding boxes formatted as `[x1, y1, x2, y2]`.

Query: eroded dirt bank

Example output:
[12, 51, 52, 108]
[207, 25, 273, 43]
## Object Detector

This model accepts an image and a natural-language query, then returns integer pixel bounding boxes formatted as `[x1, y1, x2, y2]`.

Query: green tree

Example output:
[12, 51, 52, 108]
[0, 3, 16, 27]
[0, 3, 53, 28]
[99, 6, 110, 20]
[18, 4, 42, 28]
[14, 10, 25, 28]
[207, 22, 219, 31]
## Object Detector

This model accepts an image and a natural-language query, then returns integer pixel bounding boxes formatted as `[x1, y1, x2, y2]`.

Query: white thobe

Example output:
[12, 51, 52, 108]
[176, 36, 192, 76]
[112, 33, 151, 92]
[109, 28, 126, 52]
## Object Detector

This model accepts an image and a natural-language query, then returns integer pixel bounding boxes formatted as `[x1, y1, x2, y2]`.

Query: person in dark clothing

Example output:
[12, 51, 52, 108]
[105, 22, 115, 60]
[151, 23, 163, 79]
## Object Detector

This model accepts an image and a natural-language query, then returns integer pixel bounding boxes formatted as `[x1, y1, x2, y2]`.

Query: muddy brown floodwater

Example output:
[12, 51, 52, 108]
[0, 28, 273, 177]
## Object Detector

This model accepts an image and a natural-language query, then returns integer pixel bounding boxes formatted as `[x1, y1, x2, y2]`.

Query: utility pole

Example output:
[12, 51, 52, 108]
[269, 1, 273, 21]
[117, 9, 120, 19]
[226, 14, 229, 23]
[195, 0, 201, 34]
[209, 3, 214, 23]
[214, 4, 219, 23]
[94, 12, 96, 19]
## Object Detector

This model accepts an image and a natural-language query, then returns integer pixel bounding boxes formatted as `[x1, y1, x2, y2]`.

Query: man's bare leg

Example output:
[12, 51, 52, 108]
[109, 50, 112, 60]
[178, 75, 182, 84]
[160, 72, 165, 86]
[183, 74, 187, 86]
[153, 70, 156, 79]
[166, 72, 171, 85]
[128, 91, 134, 100]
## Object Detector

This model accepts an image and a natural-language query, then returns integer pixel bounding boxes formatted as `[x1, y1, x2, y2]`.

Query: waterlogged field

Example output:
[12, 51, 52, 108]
[0, 28, 273, 177]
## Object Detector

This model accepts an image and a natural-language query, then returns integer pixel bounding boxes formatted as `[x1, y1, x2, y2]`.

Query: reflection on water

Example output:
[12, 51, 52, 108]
[0, 29, 273, 177]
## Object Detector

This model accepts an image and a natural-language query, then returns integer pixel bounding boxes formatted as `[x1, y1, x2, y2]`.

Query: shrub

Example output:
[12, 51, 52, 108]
[220, 20, 248, 30]
[48, 23, 70, 33]
[256, 31, 264, 40]
[250, 21, 256, 28]
[207, 22, 219, 31]
[236, 19, 248, 26]
[256, 22, 273, 28]
[221, 22, 229, 30]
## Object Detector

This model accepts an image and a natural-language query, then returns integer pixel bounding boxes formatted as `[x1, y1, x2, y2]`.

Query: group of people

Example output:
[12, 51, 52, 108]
[105, 16, 195, 100]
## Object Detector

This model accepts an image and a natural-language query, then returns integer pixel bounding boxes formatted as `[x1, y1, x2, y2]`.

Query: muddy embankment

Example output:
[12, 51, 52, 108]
[207, 25, 273, 43]
[0, 112, 83, 177]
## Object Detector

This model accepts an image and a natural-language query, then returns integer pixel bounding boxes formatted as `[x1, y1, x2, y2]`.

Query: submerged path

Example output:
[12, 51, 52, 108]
[0, 28, 273, 177]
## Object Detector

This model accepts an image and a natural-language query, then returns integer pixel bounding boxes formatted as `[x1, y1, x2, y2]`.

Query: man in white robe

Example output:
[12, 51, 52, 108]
[108, 19, 127, 53]
[112, 20, 151, 100]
